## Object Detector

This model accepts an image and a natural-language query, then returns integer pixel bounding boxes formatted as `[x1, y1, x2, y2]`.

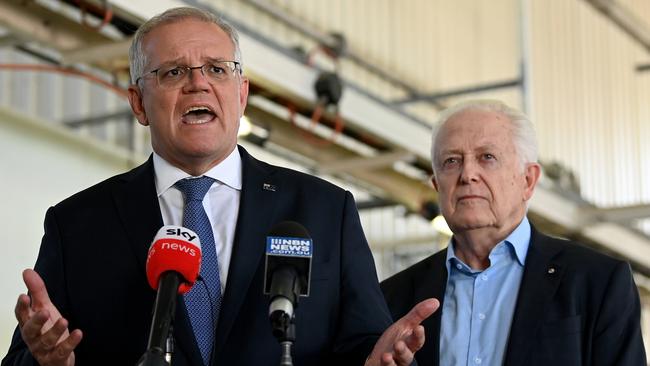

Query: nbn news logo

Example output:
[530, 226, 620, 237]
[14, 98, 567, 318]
[266, 236, 312, 257]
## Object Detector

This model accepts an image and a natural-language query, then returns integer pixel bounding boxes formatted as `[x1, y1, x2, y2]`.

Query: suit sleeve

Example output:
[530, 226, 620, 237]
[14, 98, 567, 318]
[2, 207, 68, 366]
[329, 191, 393, 364]
[593, 261, 647, 366]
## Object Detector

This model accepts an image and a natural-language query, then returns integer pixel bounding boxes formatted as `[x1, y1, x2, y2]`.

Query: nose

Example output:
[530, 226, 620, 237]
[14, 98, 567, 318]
[459, 159, 480, 184]
[183, 67, 211, 92]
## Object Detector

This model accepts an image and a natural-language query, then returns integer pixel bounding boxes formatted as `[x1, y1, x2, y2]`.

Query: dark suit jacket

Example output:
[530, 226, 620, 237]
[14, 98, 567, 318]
[381, 224, 646, 366]
[3, 146, 392, 366]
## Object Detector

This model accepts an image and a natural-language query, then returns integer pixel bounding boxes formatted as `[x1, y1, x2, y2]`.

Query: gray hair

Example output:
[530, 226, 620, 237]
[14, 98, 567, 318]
[129, 7, 242, 84]
[430, 99, 538, 174]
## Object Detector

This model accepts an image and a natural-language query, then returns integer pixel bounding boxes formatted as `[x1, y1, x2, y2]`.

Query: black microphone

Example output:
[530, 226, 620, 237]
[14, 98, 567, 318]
[263, 221, 313, 339]
[137, 226, 202, 366]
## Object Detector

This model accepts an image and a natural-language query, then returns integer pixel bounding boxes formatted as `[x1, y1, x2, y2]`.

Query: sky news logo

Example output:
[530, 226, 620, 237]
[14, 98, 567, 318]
[266, 236, 312, 257]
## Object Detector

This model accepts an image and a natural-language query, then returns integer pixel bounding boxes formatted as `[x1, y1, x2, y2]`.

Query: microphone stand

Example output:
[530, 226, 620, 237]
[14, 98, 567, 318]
[268, 266, 303, 366]
[270, 300, 297, 366]
[279, 320, 295, 366]
[136, 272, 180, 366]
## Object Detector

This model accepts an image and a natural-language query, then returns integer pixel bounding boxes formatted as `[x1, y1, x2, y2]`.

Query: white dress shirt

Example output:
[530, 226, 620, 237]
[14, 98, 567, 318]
[153, 148, 242, 294]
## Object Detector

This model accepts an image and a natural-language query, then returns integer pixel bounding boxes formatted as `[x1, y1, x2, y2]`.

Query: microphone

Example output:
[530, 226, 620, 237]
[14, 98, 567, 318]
[263, 221, 313, 339]
[137, 226, 202, 366]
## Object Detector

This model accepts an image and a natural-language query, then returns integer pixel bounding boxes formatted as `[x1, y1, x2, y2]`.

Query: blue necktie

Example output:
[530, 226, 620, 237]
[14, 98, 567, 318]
[175, 177, 222, 366]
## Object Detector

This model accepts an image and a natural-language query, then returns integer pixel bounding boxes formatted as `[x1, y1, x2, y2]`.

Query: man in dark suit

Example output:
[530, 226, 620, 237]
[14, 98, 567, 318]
[381, 100, 647, 366]
[3, 7, 437, 366]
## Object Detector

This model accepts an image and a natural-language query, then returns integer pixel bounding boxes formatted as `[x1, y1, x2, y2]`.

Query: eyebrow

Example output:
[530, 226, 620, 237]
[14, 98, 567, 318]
[438, 149, 463, 157]
[439, 143, 501, 156]
[156, 56, 230, 66]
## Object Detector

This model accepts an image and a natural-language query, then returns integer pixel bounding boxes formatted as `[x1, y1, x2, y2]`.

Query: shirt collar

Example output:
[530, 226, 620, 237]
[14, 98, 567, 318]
[153, 147, 243, 197]
[445, 216, 531, 273]
[504, 216, 531, 266]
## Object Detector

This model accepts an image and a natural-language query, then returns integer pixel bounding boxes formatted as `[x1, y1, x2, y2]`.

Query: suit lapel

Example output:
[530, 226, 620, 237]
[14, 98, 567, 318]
[415, 250, 448, 366]
[213, 146, 278, 356]
[112, 156, 162, 272]
[504, 227, 565, 366]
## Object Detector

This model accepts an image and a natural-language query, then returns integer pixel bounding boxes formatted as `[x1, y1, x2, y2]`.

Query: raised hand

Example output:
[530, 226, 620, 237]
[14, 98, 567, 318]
[14, 269, 82, 366]
[366, 298, 439, 366]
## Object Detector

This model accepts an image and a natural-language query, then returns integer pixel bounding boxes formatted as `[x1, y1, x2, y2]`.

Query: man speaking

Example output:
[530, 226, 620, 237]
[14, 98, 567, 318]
[3, 7, 436, 366]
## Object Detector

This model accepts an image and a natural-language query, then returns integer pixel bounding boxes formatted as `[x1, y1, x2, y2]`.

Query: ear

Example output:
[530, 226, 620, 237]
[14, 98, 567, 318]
[238, 76, 249, 117]
[522, 162, 541, 201]
[128, 84, 149, 126]
[431, 175, 439, 192]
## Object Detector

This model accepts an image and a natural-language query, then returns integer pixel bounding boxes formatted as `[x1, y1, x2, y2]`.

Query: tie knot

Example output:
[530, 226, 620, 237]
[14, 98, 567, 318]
[175, 176, 215, 201]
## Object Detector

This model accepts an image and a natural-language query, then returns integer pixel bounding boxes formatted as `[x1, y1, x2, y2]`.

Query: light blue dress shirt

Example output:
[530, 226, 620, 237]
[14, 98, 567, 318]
[440, 217, 531, 366]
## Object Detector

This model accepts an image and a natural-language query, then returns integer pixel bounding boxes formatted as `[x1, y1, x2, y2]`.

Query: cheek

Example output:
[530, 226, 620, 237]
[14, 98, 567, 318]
[144, 93, 175, 117]
[500, 177, 526, 203]
[438, 189, 455, 209]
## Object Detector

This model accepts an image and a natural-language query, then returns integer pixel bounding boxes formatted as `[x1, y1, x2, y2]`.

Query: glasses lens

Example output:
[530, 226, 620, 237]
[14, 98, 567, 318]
[203, 61, 238, 81]
[157, 65, 188, 88]
[154, 62, 240, 89]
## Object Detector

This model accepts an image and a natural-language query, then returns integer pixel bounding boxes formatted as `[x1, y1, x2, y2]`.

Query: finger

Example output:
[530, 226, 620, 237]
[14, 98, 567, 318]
[39, 317, 69, 351]
[15, 294, 33, 327]
[392, 340, 414, 366]
[51, 329, 82, 362]
[20, 310, 50, 343]
[380, 352, 397, 366]
[404, 325, 426, 352]
[22, 269, 51, 309]
[400, 298, 439, 327]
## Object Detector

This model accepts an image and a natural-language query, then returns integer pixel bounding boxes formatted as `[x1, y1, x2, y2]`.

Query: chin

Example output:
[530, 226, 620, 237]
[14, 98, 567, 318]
[450, 216, 495, 231]
[179, 140, 221, 154]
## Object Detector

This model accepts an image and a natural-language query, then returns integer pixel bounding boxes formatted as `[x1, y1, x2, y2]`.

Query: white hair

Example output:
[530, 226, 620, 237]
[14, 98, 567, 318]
[430, 99, 538, 174]
[129, 7, 242, 84]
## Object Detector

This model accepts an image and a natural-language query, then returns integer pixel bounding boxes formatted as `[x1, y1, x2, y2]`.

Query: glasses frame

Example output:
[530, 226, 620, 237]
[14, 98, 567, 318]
[135, 60, 242, 89]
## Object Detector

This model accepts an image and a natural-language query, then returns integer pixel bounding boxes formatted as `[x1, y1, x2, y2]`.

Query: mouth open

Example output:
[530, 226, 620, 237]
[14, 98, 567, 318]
[181, 106, 216, 124]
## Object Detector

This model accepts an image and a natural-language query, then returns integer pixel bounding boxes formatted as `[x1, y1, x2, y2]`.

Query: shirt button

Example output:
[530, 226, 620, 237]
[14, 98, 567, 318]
[481, 274, 488, 281]
[474, 357, 482, 364]
[478, 313, 486, 320]
[456, 263, 463, 270]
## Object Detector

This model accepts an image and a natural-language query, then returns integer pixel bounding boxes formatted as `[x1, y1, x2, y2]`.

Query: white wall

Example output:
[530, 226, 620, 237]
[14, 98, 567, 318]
[0, 107, 143, 354]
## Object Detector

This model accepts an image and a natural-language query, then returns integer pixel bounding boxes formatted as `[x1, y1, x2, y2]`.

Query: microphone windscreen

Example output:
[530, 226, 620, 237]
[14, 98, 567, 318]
[146, 225, 202, 294]
[268, 221, 310, 239]
[264, 221, 313, 296]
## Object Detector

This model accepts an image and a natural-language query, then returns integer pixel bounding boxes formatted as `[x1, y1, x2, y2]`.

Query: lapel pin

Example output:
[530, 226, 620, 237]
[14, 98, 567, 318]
[547, 267, 556, 274]
[263, 183, 276, 192]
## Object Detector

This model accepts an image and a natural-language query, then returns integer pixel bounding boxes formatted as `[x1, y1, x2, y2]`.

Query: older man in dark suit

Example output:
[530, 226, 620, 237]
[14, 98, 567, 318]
[381, 99, 646, 366]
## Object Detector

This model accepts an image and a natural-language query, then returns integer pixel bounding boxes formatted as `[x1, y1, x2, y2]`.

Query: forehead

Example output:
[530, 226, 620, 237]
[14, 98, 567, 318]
[436, 109, 515, 153]
[142, 19, 235, 63]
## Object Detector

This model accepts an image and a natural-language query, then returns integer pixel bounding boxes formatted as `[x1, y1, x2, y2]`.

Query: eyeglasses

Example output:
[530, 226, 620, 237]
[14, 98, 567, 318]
[136, 61, 241, 89]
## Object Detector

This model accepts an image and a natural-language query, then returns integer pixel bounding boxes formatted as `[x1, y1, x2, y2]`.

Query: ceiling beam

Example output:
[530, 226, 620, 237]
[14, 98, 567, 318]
[245, 96, 436, 212]
[584, 0, 650, 52]
[317, 151, 415, 175]
[582, 204, 650, 223]
[0, 0, 110, 52]
[61, 39, 131, 66]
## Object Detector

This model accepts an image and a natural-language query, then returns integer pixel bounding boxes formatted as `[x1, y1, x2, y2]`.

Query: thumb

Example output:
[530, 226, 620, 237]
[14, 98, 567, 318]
[399, 298, 439, 327]
[22, 269, 51, 309]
